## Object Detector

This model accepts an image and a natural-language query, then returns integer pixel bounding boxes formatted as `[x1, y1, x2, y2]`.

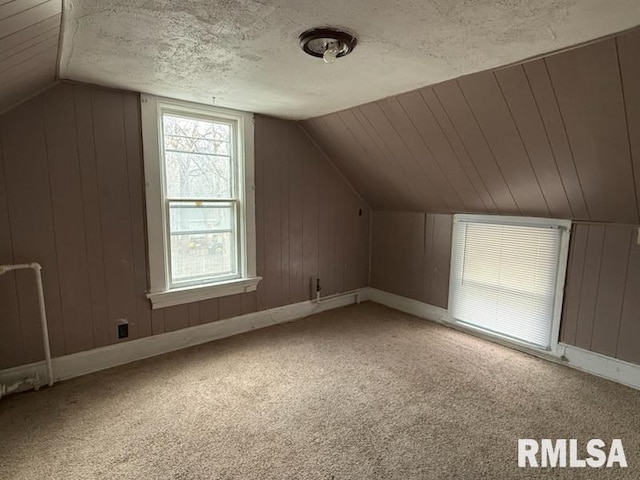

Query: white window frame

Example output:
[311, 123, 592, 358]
[141, 94, 260, 309]
[447, 214, 571, 354]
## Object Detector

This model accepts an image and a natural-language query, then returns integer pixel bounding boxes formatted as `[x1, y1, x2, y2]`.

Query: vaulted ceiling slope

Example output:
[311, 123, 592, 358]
[0, 0, 61, 113]
[302, 29, 640, 224]
[60, 0, 640, 119]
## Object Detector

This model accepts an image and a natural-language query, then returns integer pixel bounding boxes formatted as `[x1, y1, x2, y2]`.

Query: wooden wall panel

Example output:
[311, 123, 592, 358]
[0, 1, 60, 113]
[418, 87, 498, 213]
[337, 110, 409, 210]
[303, 29, 640, 225]
[560, 223, 640, 364]
[371, 213, 640, 366]
[396, 90, 486, 213]
[359, 104, 436, 211]
[522, 60, 590, 220]
[545, 39, 638, 224]
[41, 84, 93, 355]
[72, 85, 110, 348]
[458, 71, 550, 216]
[91, 88, 139, 345]
[1, 95, 65, 363]
[573, 226, 605, 350]
[590, 227, 631, 357]
[370, 211, 452, 309]
[377, 97, 464, 212]
[0, 122, 22, 368]
[429, 214, 453, 308]
[618, 240, 640, 365]
[618, 29, 640, 221]
[493, 66, 573, 219]
[0, 84, 370, 370]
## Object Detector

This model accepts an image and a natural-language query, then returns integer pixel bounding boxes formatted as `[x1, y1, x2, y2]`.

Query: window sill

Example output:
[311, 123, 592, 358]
[146, 276, 262, 309]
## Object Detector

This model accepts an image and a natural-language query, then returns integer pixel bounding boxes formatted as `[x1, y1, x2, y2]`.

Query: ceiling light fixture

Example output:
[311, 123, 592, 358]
[298, 27, 358, 64]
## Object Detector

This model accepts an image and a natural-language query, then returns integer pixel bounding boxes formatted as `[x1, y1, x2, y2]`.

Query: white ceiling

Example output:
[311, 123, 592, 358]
[12, 0, 640, 120]
[0, 0, 61, 114]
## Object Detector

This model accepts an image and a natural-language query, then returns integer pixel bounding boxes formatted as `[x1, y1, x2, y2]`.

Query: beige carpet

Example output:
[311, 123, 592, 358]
[1, 302, 639, 479]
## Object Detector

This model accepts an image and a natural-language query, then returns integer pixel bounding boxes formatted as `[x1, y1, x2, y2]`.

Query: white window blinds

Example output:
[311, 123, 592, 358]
[450, 217, 566, 348]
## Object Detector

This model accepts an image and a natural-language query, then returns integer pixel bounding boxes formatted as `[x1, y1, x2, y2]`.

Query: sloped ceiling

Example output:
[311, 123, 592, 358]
[0, 0, 62, 113]
[59, 0, 640, 119]
[302, 28, 640, 224]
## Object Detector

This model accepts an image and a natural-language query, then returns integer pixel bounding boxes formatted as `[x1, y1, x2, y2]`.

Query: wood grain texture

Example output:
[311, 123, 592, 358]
[0, 84, 370, 369]
[522, 60, 590, 220]
[560, 223, 640, 364]
[370, 211, 452, 309]
[1, 94, 65, 363]
[303, 29, 640, 224]
[617, 29, 640, 222]
[0, 0, 60, 113]
[545, 39, 638, 224]
[0, 119, 23, 367]
[41, 84, 93, 355]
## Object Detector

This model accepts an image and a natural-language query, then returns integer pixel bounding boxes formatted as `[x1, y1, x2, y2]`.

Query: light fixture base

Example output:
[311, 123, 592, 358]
[298, 27, 357, 61]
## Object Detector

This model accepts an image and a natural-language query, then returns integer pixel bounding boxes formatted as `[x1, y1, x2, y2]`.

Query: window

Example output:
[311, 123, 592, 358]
[449, 215, 570, 349]
[141, 95, 260, 309]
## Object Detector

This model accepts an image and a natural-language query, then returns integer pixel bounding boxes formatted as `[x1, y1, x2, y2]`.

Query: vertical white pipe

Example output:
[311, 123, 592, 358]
[32, 263, 53, 387]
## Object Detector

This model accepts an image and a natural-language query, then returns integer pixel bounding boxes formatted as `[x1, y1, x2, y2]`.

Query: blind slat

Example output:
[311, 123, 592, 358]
[450, 220, 562, 348]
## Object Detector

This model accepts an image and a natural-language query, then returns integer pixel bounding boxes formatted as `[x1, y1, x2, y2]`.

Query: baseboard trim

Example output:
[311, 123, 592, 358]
[559, 344, 640, 391]
[366, 288, 640, 391]
[0, 289, 366, 396]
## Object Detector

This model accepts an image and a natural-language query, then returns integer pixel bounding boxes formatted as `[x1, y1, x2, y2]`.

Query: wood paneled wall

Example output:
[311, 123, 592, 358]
[0, 0, 61, 113]
[371, 212, 452, 309]
[0, 82, 369, 370]
[302, 29, 640, 225]
[370, 213, 640, 365]
[561, 223, 640, 365]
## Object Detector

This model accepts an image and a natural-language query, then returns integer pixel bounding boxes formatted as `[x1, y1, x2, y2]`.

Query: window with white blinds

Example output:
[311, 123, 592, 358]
[449, 215, 570, 349]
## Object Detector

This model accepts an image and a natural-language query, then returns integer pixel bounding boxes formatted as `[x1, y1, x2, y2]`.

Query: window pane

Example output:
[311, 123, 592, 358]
[170, 232, 236, 283]
[169, 202, 233, 233]
[168, 202, 236, 284]
[162, 114, 232, 199]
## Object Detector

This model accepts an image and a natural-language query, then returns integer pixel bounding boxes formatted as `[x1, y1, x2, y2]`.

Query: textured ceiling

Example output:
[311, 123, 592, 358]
[0, 0, 62, 113]
[59, 0, 640, 119]
[302, 29, 640, 224]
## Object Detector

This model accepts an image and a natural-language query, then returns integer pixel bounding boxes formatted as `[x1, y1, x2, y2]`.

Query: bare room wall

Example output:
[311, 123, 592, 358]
[370, 212, 452, 309]
[561, 223, 640, 365]
[0, 82, 370, 370]
[302, 29, 640, 225]
[315, 28, 640, 367]
[371, 212, 640, 366]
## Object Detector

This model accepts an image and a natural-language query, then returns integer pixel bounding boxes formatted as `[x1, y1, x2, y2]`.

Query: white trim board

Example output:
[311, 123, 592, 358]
[559, 344, 640, 391]
[0, 290, 366, 397]
[366, 288, 640, 391]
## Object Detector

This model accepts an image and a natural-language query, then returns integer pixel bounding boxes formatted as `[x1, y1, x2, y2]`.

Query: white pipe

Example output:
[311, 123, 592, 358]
[0, 262, 54, 391]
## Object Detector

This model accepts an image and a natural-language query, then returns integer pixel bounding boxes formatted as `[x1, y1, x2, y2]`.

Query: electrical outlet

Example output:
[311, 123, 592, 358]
[117, 319, 128, 339]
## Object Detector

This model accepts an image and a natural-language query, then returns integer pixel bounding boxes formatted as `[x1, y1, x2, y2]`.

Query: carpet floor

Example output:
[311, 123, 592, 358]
[1, 302, 639, 479]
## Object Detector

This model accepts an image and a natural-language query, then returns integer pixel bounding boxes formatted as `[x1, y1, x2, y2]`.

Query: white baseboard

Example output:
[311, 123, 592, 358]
[366, 287, 449, 324]
[559, 344, 640, 391]
[0, 289, 366, 396]
[4, 287, 637, 396]
[366, 287, 640, 391]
